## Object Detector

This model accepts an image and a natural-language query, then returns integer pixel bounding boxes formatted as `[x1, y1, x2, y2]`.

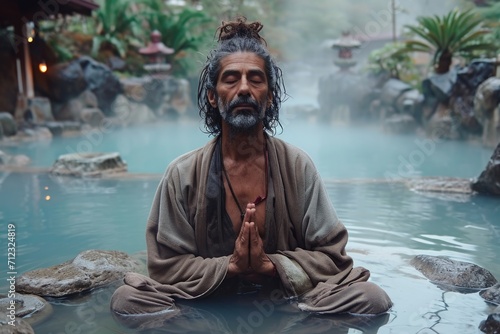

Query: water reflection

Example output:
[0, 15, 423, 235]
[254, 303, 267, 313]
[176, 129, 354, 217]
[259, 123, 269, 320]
[111, 292, 391, 334]
[49, 174, 121, 195]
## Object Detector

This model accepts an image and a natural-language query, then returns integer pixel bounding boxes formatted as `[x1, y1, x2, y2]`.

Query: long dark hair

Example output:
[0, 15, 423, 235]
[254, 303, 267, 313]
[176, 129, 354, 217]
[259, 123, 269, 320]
[197, 17, 286, 136]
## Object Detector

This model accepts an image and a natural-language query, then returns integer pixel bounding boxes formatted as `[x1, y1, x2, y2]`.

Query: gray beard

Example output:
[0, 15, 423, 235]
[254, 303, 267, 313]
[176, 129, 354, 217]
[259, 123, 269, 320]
[218, 99, 264, 136]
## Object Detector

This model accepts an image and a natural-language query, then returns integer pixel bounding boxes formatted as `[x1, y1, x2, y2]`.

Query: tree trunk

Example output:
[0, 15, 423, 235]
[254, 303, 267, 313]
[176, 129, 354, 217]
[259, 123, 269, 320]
[435, 50, 453, 74]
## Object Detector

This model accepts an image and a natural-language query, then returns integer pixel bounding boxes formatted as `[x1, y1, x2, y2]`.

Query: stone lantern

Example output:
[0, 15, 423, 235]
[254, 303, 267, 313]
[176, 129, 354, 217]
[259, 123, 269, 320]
[332, 31, 361, 71]
[139, 30, 174, 75]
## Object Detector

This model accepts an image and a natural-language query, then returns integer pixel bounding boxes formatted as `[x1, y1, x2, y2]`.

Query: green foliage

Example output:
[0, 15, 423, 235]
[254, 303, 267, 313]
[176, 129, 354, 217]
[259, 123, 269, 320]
[38, 21, 75, 62]
[476, 1, 500, 53]
[399, 9, 493, 73]
[91, 0, 143, 58]
[365, 42, 420, 87]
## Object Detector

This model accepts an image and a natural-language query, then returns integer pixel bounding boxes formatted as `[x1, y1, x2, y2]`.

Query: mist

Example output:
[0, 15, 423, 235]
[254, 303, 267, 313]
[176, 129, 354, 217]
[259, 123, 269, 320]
[263, 0, 467, 111]
[268, 0, 464, 61]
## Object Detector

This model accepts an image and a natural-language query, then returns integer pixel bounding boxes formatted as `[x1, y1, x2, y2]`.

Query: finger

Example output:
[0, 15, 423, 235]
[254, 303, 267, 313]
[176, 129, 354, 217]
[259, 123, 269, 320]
[249, 222, 261, 246]
[242, 206, 256, 223]
[237, 221, 249, 244]
[244, 203, 255, 222]
[248, 222, 267, 272]
[232, 223, 251, 273]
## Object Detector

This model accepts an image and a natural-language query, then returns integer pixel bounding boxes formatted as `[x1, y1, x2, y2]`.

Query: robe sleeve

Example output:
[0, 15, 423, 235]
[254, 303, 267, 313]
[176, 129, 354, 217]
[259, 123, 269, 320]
[145, 154, 229, 299]
[267, 146, 356, 297]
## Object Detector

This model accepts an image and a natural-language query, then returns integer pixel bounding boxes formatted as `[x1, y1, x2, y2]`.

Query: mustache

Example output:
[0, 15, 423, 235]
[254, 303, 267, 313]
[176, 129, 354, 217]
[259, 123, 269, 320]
[227, 96, 259, 111]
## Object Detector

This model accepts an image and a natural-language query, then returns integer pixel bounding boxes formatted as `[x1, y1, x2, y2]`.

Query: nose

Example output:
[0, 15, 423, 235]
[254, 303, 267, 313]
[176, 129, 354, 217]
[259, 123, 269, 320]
[237, 76, 250, 96]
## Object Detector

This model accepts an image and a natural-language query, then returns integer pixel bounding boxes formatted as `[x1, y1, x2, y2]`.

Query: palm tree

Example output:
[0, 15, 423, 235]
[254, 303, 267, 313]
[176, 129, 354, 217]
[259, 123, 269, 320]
[400, 9, 492, 74]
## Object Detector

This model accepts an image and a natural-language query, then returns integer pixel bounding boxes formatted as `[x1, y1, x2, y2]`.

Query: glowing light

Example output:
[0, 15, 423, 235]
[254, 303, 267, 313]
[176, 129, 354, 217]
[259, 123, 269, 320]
[39, 62, 47, 73]
[45, 195, 51, 201]
[44, 186, 49, 190]
[27, 36, 34, 43]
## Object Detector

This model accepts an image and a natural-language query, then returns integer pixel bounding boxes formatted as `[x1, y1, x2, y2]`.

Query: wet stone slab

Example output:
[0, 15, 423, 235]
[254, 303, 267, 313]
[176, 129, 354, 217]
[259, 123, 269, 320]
[16, 250, 143, 297]
[0, 312, 34, 334]
[405, 177, 473, 194]
[50, 152, 127, 177]
[481, 283, 500, 306]
[410, 255, 498, 292]
[479, 311, 500, 334]
[0, 293, 52, 326]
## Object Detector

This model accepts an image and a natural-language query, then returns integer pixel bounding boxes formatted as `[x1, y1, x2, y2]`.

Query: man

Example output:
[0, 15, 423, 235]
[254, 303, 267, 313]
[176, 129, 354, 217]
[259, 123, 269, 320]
[110, 17, 392, 327]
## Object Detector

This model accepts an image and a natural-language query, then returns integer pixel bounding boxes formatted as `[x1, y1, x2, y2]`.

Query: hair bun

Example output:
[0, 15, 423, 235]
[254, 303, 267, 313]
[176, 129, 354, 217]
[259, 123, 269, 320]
[217, 16, 266, 45]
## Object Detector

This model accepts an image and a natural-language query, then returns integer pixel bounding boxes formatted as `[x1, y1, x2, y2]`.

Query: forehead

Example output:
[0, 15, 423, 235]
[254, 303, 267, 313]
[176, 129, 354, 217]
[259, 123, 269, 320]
[218, 52, 266, 76]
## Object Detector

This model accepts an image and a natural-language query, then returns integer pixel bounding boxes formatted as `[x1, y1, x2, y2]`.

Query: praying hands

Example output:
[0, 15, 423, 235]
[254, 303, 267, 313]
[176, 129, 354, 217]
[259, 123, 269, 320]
[227, 203, 275, 281]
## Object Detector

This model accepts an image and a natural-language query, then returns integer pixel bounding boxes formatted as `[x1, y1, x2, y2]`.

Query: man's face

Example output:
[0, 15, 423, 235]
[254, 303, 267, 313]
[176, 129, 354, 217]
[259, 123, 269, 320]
[208, 52, 271, 133]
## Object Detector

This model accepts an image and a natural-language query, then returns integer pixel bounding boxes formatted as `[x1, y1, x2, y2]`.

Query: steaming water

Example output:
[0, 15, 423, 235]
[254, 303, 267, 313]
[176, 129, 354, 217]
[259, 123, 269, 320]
[1, 120, 499, 334]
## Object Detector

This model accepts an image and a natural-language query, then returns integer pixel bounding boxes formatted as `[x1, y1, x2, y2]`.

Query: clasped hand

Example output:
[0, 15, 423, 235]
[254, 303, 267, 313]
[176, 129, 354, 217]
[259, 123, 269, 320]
[227, 203, 275, 279]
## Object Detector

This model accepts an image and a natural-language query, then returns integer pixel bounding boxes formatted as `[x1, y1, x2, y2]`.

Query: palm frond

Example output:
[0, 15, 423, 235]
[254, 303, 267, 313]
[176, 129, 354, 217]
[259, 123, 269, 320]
[401, 8, 493, 72]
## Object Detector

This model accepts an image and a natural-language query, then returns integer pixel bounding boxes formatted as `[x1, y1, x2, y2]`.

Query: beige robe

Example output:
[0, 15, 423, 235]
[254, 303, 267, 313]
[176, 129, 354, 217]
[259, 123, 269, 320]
[112, 136, 392, 317]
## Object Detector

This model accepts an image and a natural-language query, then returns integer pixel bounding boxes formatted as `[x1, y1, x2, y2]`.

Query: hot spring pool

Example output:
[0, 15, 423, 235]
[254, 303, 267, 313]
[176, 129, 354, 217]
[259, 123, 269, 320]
[0, 120, 498, 333]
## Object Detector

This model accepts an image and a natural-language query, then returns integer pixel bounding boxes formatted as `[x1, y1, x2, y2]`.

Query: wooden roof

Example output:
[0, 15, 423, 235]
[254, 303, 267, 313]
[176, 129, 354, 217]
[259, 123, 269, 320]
[0, 0, 99, 28]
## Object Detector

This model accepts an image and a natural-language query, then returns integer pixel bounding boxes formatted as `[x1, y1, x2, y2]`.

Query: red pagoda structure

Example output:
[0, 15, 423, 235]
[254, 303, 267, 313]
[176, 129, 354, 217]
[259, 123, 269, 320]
[139, 30, 174, 75]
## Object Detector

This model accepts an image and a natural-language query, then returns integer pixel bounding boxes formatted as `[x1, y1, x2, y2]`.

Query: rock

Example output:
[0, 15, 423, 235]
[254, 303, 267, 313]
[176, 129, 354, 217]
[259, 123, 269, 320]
[0, 112, 17, 136]
[122, 76, 188, 116]
[0, 312, 34, 333]
[481, 283, 500, 305]
[166, 78, 192, 116]
[383, 114, 418, 134]
[475, 77, 500, 122]
[52, 94, 89, 122]
[81, 89, 99, 109]
[43, 121, 83, 137]
[479, 313, 500, 334]
[377, 79, 424, 121]
[42, 60, 88, 103]
[475, 77, 500, 148]
[0, 293, 53, 325]
[113, 95, 156, 125]
[16, 250, 142, 297]
[410, 255, 498, 291]
[29, 97, 54, 123]
[44, 122, 64, 136]
[79, 108, 105, 127]
[0, 150, 31, 167]
[396, 88, 424, 117]
[457, 59, 496, 92]
[405, 177, 473, 194]
[17, 127, 53, 141]
[78, 56, 123, 116]
[425, 104, 461, 140]
[482, 106, 500, 149]
[450, 60, 497, 135]
[471, 142, 500, 196]
[380, 79, 413, 107]
[50, 152, 127, 177]
[422, 69, 458, 103]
